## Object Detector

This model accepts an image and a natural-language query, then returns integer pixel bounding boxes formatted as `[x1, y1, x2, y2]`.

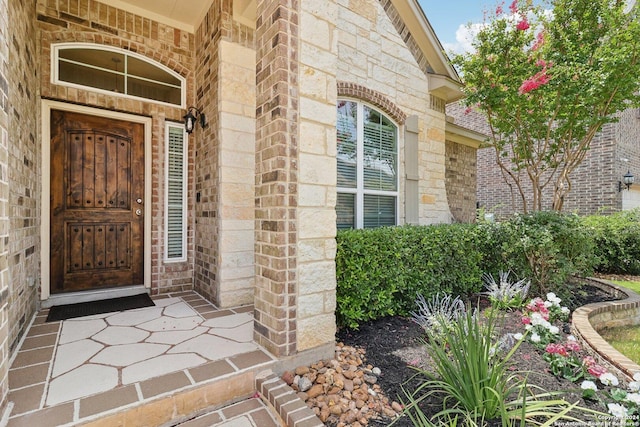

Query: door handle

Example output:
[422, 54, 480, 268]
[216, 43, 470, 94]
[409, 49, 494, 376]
[135, 209, 142, 216]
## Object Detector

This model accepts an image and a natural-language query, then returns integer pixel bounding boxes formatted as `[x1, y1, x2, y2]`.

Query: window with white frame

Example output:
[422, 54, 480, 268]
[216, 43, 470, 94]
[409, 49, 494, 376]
[165, 123, 188, 261]
[336, 100, 398, 229]
[53, 43, 185, 107]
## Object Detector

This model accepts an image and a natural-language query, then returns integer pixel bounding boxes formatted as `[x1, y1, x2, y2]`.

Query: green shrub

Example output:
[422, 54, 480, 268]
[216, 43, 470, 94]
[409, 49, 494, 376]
[583, 209, 640, 275]
[335, 224, 483, 329]
[479, 211, 596, 296]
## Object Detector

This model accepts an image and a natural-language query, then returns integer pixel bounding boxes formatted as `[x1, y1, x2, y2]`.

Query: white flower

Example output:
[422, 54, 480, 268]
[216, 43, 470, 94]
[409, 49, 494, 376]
[567, 335, 576, 341]
[544, 300, 553, 307]
[546, 292, 561, 305]
[625, 392, 640, 405]
[581, 380, 598, 391]
[634, 372, 640, 382]
[513, 333, 523, 340]
[561, 306, 570, 315]
[629, 381, 640, 392]
[600, 372, 620, 386]
[530, 312, 545, 325]
[607, 403, 629, 418]
[525, 324, 533, 331]
[548, 325, 560, 334]
[530, 332, 541, 343]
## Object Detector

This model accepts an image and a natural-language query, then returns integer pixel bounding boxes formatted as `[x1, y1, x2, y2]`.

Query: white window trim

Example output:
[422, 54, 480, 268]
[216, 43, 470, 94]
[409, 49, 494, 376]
[52, 43, 186, 108]
[164, 122, 188, 262]
[337, 100, 400, 229]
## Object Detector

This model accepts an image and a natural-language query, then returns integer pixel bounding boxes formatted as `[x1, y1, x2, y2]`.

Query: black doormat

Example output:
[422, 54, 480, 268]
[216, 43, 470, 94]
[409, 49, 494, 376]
[46, 293, 155, 322]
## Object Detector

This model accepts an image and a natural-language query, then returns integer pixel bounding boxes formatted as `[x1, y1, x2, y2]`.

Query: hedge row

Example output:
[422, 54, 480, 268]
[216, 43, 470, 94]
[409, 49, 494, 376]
[336, 224, 482, 329]
[336, 210, 640, 329]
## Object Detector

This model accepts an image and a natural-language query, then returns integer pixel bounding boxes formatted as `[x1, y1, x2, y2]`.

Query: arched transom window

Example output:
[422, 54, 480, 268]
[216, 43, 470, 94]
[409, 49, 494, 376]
[337, 100, 399, 229]
[52, 44, 185, 107]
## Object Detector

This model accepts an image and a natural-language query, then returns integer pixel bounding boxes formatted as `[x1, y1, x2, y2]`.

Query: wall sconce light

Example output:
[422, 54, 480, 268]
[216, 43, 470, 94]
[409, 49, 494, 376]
[618, 170, 635, 192]
[183, 107, 207, 134]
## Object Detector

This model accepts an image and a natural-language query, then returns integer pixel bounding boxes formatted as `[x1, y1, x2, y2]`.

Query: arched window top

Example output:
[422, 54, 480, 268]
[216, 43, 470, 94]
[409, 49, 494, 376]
[52, 43, 186, 107]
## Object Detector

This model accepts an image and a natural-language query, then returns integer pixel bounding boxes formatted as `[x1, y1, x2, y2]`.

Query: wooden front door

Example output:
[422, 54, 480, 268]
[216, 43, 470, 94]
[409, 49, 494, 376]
[50, 110, 145, 293]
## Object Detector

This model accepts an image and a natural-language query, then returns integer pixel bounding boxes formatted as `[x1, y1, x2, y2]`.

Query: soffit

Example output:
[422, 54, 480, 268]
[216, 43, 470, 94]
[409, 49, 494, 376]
[100, 0, 213, 33]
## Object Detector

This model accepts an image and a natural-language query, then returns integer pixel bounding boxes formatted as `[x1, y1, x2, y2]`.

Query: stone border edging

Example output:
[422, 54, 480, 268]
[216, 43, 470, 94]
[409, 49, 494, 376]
[570, 278, 640, 382]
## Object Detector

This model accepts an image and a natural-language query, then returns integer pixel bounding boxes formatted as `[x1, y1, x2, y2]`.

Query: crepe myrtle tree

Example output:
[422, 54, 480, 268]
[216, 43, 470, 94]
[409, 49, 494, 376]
[452, 0, 640, 212]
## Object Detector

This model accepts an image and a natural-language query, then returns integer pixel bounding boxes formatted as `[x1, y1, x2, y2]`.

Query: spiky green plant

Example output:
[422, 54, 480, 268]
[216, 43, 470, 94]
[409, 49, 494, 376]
[398, 303, 604, 426]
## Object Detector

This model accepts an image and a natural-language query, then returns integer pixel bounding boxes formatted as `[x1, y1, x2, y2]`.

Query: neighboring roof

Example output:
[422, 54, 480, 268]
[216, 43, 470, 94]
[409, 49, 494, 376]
[390, 0, 465, 102]
[445, 120, 487, 149]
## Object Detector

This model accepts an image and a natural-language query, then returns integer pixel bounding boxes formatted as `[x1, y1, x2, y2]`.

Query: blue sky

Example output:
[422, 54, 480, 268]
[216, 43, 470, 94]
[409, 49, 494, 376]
[416, 0, 494, 54]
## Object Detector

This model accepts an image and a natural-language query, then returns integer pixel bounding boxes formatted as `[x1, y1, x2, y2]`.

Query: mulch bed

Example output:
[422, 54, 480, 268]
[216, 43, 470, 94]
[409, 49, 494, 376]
[335, 280, 621, 426]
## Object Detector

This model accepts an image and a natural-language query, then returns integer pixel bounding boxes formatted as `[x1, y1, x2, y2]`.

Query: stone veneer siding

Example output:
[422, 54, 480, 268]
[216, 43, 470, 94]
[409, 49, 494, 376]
[296, 1, 339, 353]
[36, 0, 196, 295]
[193, 1, 256, 307]
[337, 0, 452, 224]
[254, 0, 339, 357]
[445, 141, 477, 223]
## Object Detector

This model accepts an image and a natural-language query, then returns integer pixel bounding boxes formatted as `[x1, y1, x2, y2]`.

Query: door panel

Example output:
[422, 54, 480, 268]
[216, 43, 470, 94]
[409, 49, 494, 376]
[50, 110, 144, 293]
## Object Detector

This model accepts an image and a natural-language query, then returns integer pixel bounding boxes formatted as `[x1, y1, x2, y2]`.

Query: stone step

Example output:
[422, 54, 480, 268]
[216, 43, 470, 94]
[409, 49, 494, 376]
[8, 351, 276, 427]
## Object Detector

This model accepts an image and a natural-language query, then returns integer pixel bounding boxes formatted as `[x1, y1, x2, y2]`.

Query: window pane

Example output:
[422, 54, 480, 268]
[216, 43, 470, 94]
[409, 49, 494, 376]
[363, 106, 397, 191]
[128, 56, 181, 86]
[59, 48, 125, 70]
[128, 76, 182, 105]
[337, 193, 356, 230]
[56, 46, 184, 107]
[363, 194, 396, 228]
[337, 101, 357, 188]
[59, 61, 124, 93]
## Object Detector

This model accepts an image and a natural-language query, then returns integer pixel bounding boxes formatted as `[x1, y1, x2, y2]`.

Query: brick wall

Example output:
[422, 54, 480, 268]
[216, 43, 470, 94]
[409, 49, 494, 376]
[7, 0, 39, 358]
[36, 0, 196, 295]
[0, 0, 8, 417]
[445, 140, 477, 223]
[449, 102, 640, 217]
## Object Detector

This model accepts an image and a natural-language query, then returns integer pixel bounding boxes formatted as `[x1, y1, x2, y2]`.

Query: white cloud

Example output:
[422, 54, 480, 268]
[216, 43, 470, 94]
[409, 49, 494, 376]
[443, 22, 485, 55]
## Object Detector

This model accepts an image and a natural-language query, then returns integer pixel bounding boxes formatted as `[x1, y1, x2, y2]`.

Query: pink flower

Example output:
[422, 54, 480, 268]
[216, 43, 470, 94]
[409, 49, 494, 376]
[464, 106, 473, 115]
[518, 69, 551, 94]
[496, 5, 504, 15]
[565, 341, 581, 352]
[587, 364, 608, 378]
[527, 298, 543, 311]
[509, 0, 518, 13]
[532, 32, 545, 51]
[521, 316, 531, 325]
[546, 343, 568, 357]
[516, 18, 530, 31]
[583, 356, 596, 367]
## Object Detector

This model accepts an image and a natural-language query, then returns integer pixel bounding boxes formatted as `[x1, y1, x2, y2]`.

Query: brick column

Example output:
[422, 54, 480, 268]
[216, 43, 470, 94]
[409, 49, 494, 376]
[254, 0, 337, 357]
[254, 0, 301, 357]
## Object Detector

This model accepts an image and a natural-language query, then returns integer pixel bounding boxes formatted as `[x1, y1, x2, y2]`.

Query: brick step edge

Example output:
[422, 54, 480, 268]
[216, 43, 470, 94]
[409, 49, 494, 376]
[256, 372, 324, 427]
